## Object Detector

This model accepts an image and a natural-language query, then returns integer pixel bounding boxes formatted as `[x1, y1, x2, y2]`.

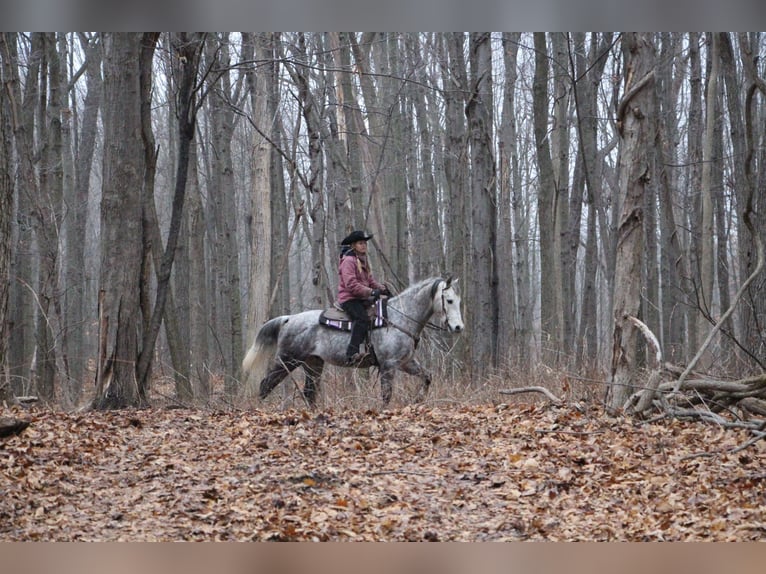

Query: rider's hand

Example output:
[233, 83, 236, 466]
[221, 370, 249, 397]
[371, 289, 380, 299]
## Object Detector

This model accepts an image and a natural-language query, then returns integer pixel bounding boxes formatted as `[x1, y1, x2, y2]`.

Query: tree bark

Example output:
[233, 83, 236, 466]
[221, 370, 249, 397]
[243, 32, 273, 349]
[63, 33, 101, 405]
[93, 33, 149, 409]
[0, 49, 13, 403]
[533, 33, 562, 365]
[696, 33, 718, 368]
[608, 33, 656, 412]
[2, 33, 42, 398]
[466, 32, 498, 375]
[135, 33, 199, 400]
[498, 32, 521, 367]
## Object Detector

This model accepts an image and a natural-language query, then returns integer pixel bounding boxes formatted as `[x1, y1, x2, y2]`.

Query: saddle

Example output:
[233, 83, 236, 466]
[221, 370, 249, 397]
[319, 297, 388, 332]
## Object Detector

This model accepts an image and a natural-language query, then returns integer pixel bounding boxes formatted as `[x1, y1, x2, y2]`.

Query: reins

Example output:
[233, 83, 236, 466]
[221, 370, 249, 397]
[385, 279, 448, 345]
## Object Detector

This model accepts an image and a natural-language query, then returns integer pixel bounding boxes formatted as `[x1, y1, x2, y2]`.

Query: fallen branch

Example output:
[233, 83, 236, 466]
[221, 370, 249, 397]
[499, 386, 562, 405]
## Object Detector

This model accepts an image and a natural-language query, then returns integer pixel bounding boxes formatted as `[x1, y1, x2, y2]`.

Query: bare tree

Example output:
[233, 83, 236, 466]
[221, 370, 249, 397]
[242, 32, 273, 349]
[135, 33, 202, 399]
[92, 33, 153, 409]
[466, 32, 498, 375]
[203, 34, 244, 393]
[0, 51, 13, 403]
[63, 33, 101, 405]
[2, 33, 43, 398]
[533, 33, 562, 364]
[696, 33, 719, 367]
[497, 32, 521, 367]
[608, 33, 656, 412]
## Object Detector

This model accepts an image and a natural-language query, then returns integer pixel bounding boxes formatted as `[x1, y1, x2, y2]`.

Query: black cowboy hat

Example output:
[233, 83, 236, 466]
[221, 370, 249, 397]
[340, 230, 373, 245]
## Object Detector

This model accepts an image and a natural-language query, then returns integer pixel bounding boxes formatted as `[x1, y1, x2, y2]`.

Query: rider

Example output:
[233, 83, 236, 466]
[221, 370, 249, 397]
[337, 230, 390, 363]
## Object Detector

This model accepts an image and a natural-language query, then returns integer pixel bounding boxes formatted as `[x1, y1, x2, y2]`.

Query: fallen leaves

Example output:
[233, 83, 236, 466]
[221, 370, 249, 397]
[1, 403, 764, 541]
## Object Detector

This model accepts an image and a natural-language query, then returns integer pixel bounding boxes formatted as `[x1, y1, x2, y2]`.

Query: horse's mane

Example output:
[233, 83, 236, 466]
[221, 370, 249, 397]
[393, 276, 447, 300]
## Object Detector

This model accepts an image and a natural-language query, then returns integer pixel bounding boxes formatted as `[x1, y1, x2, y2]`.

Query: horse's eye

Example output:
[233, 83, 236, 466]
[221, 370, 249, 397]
[446, 299, 454, 305]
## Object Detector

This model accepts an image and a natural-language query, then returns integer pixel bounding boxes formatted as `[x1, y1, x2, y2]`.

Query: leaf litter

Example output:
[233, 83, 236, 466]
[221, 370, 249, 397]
[1, 403, 764, 541]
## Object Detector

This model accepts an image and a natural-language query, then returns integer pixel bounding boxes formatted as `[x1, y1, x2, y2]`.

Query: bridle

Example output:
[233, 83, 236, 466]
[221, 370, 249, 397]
[386, 279, 452, 345]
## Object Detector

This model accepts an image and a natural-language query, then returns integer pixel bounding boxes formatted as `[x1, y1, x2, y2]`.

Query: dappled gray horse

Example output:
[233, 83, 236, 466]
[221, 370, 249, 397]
[242, 276, 464, 406]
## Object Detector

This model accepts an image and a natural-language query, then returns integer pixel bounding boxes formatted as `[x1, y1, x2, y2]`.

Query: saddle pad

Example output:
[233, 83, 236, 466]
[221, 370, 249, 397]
[319, 298, 387, 331]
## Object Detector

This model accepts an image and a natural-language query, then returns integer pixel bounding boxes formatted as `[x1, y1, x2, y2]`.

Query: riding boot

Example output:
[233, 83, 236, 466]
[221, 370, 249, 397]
[346, 319, 369, 363]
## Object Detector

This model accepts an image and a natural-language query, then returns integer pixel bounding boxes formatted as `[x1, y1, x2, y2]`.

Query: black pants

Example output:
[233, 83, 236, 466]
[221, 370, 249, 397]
[341, 299, 371, 357]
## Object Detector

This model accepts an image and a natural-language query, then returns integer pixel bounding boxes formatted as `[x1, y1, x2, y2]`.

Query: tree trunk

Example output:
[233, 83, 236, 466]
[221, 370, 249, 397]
[64, 33, 101, 405]
[466, 32, 498, 376]
[551, 33, 571, 356]
[498, 32, 521, 367]
[187, 140, 210, 399]
[696, 33, 718, 367]
[572, 32, 611, 368]
[533, 33, 562, 364]
[243, 32, 273, 349]
[2, 33, 41, 398]
[737, 32, 766, 369]
[0, 53, 13, 403]
[608, 33, 656, 412]
[685, 32, 703, 359]
[204, 34, 244, 394]
[33, 33, 64, 404]
[654, 33, 688, 366]
[134, 33, 198, 401]
[443, 33, 468, 290]
[92, 33, 149, 409]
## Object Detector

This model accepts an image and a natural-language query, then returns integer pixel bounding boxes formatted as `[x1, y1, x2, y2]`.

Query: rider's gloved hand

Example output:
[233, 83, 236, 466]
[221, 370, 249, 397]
[370, 289, 380, 299]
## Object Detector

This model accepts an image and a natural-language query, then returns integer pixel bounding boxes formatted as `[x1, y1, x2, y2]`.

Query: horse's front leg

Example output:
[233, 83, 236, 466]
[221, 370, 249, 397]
[399, 358, 431, 403]
[379, 366, 394, 406]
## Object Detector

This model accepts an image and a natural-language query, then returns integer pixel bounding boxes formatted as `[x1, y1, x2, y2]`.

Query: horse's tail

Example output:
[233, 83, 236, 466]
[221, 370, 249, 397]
[242, 316, 286, 380]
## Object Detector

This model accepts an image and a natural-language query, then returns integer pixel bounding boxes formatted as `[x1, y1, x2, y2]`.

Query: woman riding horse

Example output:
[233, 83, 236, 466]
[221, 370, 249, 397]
[337, 230, 390, 363]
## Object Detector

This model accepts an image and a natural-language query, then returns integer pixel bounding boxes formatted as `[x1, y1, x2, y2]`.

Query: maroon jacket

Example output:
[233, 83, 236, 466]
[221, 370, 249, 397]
[337, 253, 385, 305]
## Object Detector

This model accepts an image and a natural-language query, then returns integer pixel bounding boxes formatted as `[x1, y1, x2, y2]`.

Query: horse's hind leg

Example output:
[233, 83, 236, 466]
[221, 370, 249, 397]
[259, 357, 300, 400]
[302, 357, 324, 407]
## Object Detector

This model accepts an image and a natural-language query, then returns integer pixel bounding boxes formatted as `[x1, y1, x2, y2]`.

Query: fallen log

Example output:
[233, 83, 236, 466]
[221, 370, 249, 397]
[0, 417, 30, 438]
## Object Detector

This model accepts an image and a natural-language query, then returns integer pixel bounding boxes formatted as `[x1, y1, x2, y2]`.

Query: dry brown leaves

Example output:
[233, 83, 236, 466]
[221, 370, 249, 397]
[1, 403, 764, 541]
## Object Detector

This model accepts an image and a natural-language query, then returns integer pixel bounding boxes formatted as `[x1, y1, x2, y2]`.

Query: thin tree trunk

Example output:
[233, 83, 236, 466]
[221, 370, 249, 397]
[135, 33, 200, 396]
[696, 33, 718, 367]
[551, 33, 571, 356]
[187, 139, 210, 398]
[498, 32, 521, 367]
[466, 32, 498, 376]
[686, 32, 703, 359]
[533, 33, 561, 364]
[0, 52, 13, 403]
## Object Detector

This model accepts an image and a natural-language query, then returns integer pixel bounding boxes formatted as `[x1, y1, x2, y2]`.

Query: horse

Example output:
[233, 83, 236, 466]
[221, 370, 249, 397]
[241, 276, 464, 406]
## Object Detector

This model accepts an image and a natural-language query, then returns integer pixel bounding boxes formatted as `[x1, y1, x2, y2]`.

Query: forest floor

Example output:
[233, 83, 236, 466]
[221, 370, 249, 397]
[2, 388, 765, 541]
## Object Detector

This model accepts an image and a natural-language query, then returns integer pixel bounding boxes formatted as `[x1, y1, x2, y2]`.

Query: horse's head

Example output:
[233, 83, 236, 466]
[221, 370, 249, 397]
[433, 276, 464, 333]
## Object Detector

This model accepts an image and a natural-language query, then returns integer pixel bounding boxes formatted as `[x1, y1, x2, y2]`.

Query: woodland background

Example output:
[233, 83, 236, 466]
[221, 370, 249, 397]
[0, 32, 765, 413]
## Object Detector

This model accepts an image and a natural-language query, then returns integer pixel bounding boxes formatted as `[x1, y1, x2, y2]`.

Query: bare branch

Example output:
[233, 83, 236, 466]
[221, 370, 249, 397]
[500, 386, 563, 405]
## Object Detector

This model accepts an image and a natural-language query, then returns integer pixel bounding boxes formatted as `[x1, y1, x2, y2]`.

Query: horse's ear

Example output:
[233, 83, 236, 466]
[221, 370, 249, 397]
[444, 275, 456, 288]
